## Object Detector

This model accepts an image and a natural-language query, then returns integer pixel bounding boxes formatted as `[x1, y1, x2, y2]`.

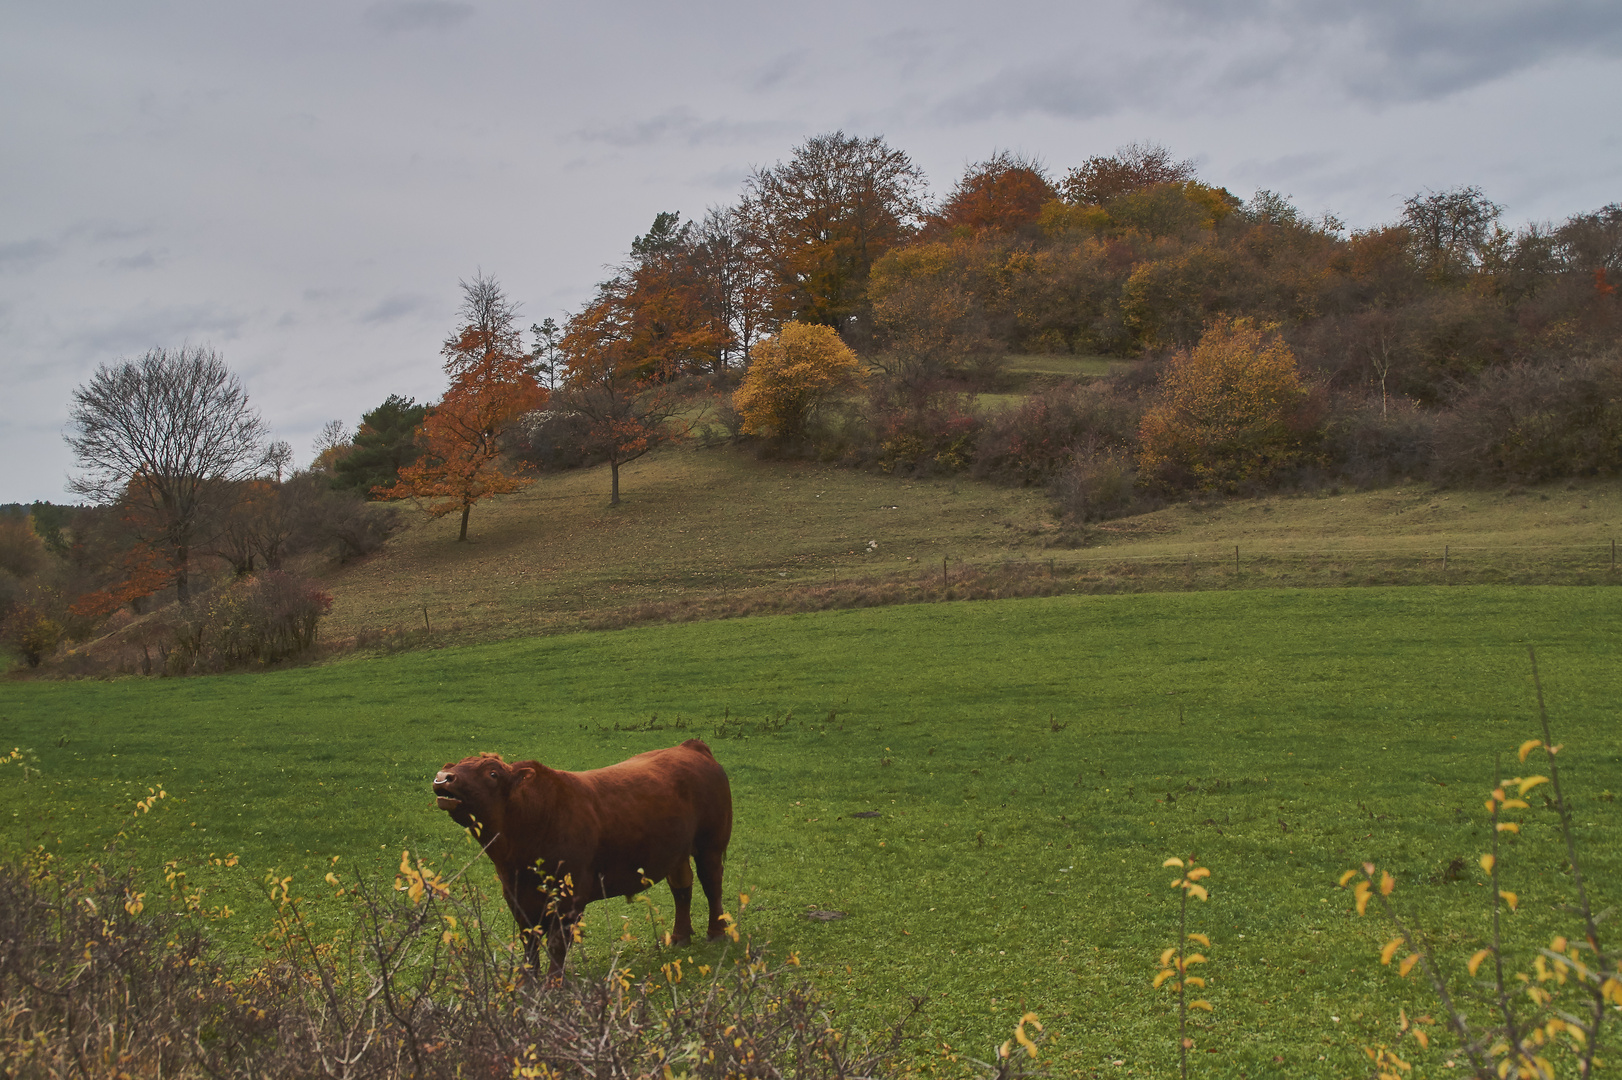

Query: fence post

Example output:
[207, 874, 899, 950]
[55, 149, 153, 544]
[942, 556, 948, 590]
[1234, 545, 1240, 577]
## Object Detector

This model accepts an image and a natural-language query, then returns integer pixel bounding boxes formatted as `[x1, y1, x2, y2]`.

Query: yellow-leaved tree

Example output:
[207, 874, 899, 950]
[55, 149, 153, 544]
[732, 321, 863, 443]
[1138, 317, 1315, 492]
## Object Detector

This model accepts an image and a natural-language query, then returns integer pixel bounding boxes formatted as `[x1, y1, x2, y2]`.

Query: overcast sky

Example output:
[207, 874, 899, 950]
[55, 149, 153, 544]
[3, 0, 1619, 504]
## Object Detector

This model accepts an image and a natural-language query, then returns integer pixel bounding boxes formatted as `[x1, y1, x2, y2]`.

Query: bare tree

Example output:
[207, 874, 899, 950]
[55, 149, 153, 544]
[66, 346, 271, 603]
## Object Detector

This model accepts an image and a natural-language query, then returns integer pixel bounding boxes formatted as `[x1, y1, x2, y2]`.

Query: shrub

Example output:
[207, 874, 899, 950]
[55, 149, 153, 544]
[733, 322, 864, 445]
[0, 847, 922, 1079]
[973, 381, 1143, 485]
[162, 571, 333, 672]
[1052, 443, 1141, 522]
[1138, 317, 1316, 493]
[1321, 395, 1438, 485]
[870, 382, 981, 475]
[1431, 356, 1622, 486]
[1, 603, 61, 668]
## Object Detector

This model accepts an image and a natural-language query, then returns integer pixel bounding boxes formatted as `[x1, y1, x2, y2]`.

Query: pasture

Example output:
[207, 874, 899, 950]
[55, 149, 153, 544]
[311, 437, 1622, 650]
[5, 586, 1621, 1077]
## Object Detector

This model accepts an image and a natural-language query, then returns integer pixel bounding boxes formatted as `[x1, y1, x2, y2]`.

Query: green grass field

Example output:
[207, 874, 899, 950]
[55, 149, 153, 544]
[5, 586, 1620, 1077]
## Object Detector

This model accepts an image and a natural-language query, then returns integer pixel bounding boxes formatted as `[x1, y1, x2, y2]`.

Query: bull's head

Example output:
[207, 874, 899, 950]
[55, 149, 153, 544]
[432, 754, 534, 835]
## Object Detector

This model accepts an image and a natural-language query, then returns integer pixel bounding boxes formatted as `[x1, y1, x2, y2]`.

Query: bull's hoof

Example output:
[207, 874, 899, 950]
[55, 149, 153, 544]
[670, 929, 694, 946]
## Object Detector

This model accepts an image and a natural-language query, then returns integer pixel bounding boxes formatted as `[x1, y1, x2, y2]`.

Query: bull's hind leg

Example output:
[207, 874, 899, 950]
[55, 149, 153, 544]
[695, 845, 727, 940]
[668, 857, 696, 945]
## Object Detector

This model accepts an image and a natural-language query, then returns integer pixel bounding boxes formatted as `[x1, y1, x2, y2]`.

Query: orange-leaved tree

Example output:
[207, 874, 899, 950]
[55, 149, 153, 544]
[1138, 316, 1315, 492]
[375, 275, 546, 540]
[732, 321, 864, 443]
[556, 278, 694, 507]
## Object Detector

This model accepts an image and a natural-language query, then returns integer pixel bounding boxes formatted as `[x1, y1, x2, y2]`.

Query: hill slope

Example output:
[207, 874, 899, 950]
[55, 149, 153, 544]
[319, 444, 1622, 647]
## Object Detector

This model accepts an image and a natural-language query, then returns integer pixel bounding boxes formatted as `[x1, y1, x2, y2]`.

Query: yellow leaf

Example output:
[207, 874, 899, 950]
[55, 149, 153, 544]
[1519, 739, 1542, 762]
[1380, 871, 1396, 896]
[1399, 954, 1420, 977]
[1020, 1013, 1042, 1030]
[1355, 881, 1372, 916]
[1415, 1030, 1429, 1050]
[1170, 877, 1187, 889]
[1187, 933, 1210, 947]
[1500, 890, 1518, 911]
[1339, 870, 1358, 887]
[1186, 884, 1209, 901]
[1493, 787, 1507, 802]
[1163, 857, 1185, 868]
[1468, 949, 1491, 976]
[1184, 976, 1206, 988]
[1161, 947, 1177, 967]
[1186, 867, 1211, 881]
[1497, 822, 1520, 833]
[1484, 798, 1498, 814]
[1500, 799, 1529, 811]
[1480, 854, 1496, 874]
[1189, 1000, 1213, 1011]
[1185, 953, 1207, 966]
[1518, 776, 1549, 795]
[1551, 936, 1568, 953]
[1381, 938, 1404, 965]
[1549, 744, 1562, 755]
[1154, 969, 1175, 989]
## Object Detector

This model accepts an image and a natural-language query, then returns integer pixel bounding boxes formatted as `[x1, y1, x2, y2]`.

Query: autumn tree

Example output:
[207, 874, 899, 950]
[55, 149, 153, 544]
[1060, 141, 1198, 206]
[744, 131, 928, 341]
[868, 240, 997, 388]
[1401, 185, 1503, 282]
[732, 321, 864, 443]
[375, 274, 546, 540]
[928, 152, 1056, 237]
[556, 281, 694, 507]
[693, 204, 775, 370]
[66, 346, 272, 604]
[1139, 317, 1314, 491]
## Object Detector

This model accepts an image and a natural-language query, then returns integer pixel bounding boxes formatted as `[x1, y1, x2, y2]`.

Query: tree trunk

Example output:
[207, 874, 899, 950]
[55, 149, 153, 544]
[175, 545, 190, 605]
[458, 504, 471, 541]
[610, 461, 621, 507]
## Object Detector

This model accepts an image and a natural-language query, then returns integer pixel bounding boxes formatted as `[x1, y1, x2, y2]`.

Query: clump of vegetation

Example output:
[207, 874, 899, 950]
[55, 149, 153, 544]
[0, 843, 925, 1079]
[1341, 649, 1620, 1078]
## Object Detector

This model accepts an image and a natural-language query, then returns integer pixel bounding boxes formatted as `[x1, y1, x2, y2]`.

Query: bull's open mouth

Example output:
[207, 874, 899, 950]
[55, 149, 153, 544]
[436, 795, 462, 810]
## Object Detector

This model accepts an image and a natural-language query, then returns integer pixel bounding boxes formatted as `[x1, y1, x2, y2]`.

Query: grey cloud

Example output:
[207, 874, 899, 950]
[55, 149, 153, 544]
[362, 1, 475, 35]
[571, 109, 785, 150]
[361, 294, 430, 324]
[100, 249, 164, 271]
[931, 62, 1127, 124]
[1150, 0, 1622, 103]
[745, 50, 810, 93]
[0, 238, 56, 273]
[62, 304, 250, 364]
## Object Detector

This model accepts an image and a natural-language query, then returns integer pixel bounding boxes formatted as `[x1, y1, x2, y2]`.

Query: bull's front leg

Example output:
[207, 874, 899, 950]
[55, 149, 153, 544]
[668, 857, 697, 945]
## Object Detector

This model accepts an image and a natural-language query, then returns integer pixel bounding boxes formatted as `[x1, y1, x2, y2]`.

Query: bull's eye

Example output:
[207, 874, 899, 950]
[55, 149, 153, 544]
[489, 771, 498, 779]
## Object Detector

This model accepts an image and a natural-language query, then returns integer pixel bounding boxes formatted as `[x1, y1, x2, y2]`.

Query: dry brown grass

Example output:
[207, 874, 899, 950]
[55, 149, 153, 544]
[315, 446, 1622, 650]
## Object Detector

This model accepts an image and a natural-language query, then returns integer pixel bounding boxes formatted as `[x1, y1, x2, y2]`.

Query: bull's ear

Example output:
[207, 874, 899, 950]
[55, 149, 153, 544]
[512, 766, 535, 784]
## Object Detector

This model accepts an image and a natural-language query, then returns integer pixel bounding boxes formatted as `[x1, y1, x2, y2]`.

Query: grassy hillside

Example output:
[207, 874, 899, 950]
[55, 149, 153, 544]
[316, 441, 1622, 649]
[6, 586, 1620, 1076]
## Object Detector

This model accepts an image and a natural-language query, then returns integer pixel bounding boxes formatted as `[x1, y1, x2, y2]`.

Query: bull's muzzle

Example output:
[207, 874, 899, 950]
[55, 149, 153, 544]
[433, 771, 462, 810]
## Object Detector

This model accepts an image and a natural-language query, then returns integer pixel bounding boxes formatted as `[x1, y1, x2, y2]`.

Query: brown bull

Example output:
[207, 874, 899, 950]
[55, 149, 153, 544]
[432, 739, 733, 973]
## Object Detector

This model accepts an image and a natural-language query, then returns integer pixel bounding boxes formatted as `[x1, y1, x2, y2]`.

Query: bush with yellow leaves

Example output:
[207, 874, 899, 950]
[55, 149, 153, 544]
[732, 321, 864, 444]
[1340, 648, 1621, 1080]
